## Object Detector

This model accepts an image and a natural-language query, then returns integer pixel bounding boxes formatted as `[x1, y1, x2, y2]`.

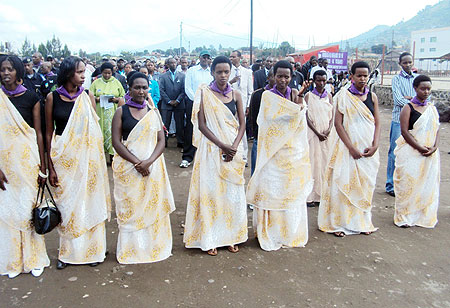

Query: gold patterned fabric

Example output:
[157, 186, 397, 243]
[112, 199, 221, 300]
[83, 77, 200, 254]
[183, 85, 247, 251]
[394, 105, 440, 228]
[306, 92, 333, 203]
[318, 90, 379, 235]
[246, 91, 312, 251]
[0, 90, 49, 275]
[51, 92, 111, 264]
[113, 104, 175, 264]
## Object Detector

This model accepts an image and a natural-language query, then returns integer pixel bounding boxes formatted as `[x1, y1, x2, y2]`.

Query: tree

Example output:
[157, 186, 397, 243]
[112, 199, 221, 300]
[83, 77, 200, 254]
[371, 44, 384, 54]
[38, 43, 48, 57]
[173, 47, 187, 55]
[21, 37, 34, 57]
[61, 44, 71, 58]
[119, 51, 133, 61]
[165, 48, 174, 56]
[277, 41, 295, 57]
[79, 49, 87, 58]
[50, 35, 62, 57]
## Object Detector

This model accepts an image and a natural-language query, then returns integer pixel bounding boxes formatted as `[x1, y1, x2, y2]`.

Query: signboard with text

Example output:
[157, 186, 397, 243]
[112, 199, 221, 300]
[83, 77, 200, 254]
[318, 51, 348, 72]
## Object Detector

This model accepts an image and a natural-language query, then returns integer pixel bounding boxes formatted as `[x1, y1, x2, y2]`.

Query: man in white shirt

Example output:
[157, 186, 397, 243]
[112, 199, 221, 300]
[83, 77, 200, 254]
[180, 50, 214, 168]
[309, 58, 333, 93]
[229, 50, 253, 163]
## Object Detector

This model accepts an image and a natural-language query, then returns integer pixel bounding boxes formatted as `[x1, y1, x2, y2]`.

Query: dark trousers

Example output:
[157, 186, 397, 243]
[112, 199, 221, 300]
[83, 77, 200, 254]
[182, 99, 196, 162]
[160, 108, 185, 146]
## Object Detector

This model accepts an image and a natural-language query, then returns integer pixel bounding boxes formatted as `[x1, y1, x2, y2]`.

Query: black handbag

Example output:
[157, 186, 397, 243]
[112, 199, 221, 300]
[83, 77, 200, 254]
[32, 182, 61, 235]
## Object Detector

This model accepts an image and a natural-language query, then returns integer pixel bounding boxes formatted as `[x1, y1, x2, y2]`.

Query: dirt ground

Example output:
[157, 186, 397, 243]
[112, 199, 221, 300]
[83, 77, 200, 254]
[1, 107, 449, 308]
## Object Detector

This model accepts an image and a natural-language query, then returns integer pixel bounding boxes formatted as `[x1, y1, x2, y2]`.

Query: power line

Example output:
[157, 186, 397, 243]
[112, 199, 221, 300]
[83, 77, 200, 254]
[221, 0, 242, 20]
[183, 23, 267, 46]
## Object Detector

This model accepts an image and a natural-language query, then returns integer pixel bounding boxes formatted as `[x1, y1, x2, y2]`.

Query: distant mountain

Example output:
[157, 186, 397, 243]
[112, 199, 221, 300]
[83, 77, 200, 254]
[340, 0, 450, 49]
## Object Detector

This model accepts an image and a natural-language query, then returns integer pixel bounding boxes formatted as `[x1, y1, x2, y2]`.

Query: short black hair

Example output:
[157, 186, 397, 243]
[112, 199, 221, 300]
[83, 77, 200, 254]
[310, 56, 317, 62]
[100, 62, 114, 72]
[273, 60, 293, 76]
[128, 72, 149, 88]
[351, 61, 370, 74]
[0, 55, 25, 84]
[413, 75, 432, 88]
[313, 69, 327, 80]
[232, 50, 242, 57]
[399, 52, 412, 63]
[211, 56, 232, 72]
[252, 63, 261, 72]
[57, 56, 84, 87]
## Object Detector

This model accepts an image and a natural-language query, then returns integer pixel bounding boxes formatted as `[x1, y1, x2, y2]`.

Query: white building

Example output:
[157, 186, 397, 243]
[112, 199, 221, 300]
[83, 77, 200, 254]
[411, 27, 450, 72]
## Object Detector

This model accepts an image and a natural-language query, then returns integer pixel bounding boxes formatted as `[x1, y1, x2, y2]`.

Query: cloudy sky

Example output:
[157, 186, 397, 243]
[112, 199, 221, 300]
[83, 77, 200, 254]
[0, 0, 440, 53]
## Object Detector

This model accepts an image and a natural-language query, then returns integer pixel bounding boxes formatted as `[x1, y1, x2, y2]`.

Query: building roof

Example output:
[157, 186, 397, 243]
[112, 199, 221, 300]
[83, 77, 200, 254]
[288, 44, 339, 56]
[411, 27, 450, 35]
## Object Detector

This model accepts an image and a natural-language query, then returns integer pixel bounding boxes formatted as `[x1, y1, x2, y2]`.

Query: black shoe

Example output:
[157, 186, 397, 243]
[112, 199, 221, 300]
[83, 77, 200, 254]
[177, 143, 183, 148]
[57, 260, 67, 270]
[386, 191, 395, 197]
[307, 202, 315, 207]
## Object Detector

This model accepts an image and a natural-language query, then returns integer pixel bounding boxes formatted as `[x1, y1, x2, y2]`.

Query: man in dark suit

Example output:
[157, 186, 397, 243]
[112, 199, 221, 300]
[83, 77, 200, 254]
[159, 57, 186, 147]
[253, 56, 274, 90]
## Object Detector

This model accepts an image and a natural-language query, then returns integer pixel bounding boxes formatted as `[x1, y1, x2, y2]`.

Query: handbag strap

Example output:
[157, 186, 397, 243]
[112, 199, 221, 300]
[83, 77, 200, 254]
[35, 182, 45, 207]
[44, 182, 56, 205]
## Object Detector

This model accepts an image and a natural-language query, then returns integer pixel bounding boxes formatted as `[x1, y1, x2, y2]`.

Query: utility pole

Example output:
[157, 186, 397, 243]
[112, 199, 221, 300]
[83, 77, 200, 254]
[250, 0, 253, 65]
[180, 22, 183, 57]
[381, 44, 385, 85]
[390, 29, 394, 72]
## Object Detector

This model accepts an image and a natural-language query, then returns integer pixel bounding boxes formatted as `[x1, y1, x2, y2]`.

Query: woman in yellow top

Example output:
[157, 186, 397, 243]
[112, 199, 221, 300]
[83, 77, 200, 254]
[90, 62, 125, 158]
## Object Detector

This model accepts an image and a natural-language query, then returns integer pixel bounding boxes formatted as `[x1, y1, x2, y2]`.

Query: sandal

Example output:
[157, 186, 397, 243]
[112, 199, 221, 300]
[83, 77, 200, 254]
[334, 232, 345, 237]
[207, 248, 218, 256]
[228, 245, 239, 253]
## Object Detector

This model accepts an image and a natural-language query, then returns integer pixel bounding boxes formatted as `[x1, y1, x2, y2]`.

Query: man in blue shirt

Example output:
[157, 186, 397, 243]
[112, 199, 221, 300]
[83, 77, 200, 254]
[385, 52, 417, 196]
[180, 50, 213, 168]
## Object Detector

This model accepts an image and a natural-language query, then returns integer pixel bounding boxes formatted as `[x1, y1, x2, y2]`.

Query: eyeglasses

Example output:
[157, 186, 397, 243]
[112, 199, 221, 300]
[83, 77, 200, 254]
[202, 55, 211, 59]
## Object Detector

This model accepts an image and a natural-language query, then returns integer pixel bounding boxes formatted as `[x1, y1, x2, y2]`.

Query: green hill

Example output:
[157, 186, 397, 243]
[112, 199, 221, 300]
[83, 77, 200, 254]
[341, 0, 450, 49]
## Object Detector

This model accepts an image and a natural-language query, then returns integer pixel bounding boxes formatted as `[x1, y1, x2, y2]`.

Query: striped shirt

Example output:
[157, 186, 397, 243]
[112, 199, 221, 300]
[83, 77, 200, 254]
[391, 70, 417, 123]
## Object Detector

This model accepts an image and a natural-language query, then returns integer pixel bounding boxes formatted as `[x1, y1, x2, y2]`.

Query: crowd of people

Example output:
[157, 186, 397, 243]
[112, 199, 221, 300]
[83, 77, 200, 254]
[0, 49, 441, 278]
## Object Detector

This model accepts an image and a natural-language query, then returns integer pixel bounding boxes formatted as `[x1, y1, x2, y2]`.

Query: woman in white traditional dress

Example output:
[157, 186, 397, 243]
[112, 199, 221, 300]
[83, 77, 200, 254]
[183, 56, 247, 256]
[305, 69, 334, 207]
[0, 55, 50, 278]
[45, 56, 111, 269]
[318, 61, 381, 237]
[394, 75, 440, 228]
[112, 72, 175, 264]
[247, 60, 312, 251]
